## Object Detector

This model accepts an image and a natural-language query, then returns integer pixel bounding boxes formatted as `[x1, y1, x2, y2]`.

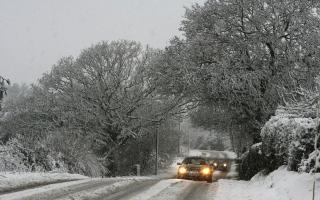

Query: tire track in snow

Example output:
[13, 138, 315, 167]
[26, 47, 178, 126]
[180, 182, 211, 200]
[37, 179, 121, 200]
[148, 180, 192, 200]
[125, 179, 183, 200]
[99, 180, 159, 200]
[107, 179, 219, 200]
[0, 179, 80, 195]
[148, 179, 218, 200]
[56, 178, 158, 200]
[0, 178, 123, 200]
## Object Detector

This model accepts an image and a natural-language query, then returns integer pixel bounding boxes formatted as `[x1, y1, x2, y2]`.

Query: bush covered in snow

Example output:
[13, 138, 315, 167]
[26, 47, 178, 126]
[239, 105, 320, 179]
[299, 150, 320, 173]
[0, 138, 29, 171]
[0, 133, 106, 177]
[261, 112, 318, 172]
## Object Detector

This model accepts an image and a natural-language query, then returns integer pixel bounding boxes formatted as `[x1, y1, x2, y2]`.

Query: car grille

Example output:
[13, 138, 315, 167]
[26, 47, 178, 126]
[187, 167, 200, 171]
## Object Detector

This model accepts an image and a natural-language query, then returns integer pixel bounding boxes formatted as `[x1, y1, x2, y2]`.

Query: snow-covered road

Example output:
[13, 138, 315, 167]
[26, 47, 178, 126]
[2, 149, 317, 200]
[1, 167, 318, 200]
[103, 179, 218, 200]
[0, 150, 236, 200]
[0, 178, 218, 200]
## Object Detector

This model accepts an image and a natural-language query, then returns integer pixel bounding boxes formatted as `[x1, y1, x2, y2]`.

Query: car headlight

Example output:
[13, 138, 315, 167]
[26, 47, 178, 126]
[178, 167, 187, 174]
[201, 167, 210, 175]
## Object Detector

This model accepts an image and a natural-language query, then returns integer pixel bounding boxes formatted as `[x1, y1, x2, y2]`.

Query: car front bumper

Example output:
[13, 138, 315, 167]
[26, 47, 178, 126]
[177, 171, 212, 180]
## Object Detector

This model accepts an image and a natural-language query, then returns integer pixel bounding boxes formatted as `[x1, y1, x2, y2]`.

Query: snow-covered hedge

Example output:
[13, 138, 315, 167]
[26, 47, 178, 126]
[0, 136, 106, 177]
[0, 139, 29, 171]
[0, 138, 70, 173]
[261, 115, 317, 172]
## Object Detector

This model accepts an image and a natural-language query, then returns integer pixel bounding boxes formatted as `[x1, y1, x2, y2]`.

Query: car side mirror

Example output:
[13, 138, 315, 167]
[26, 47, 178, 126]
[177, 162, 181, 165]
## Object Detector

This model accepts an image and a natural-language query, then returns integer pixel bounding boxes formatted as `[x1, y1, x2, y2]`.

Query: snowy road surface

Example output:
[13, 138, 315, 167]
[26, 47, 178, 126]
[104, 179, 217, 200]
[1, 167, 318, 200]
[4, 152, 317, 200]
[0, 178, 218, 200]
[0, 150, 236, 200]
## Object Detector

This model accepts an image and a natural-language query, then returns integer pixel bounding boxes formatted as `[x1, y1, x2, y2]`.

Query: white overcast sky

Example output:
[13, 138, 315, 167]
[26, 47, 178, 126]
[0, 0, 205, 84]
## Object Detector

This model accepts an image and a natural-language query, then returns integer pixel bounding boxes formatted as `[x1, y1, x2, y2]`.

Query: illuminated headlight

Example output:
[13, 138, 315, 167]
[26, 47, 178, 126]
[213, 163, 218, 167]
[178, 167, 187, 174]
[201, 167, 210, 175]
[223, 163, 227, 167]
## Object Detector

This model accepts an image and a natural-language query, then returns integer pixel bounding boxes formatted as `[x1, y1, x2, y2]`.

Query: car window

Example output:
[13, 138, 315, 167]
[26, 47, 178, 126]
[182, 158, 206, 165]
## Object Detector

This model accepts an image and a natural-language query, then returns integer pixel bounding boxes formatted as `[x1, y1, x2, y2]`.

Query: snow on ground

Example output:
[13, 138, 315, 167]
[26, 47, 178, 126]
[57, 177, 153, 200]
[4, 165, 318, 200]
[215, 166, 320, 200]
[129, 179, 183, 200]
[0, 178, 92, 200]
[7, 157, 320, 200]
[0, 176, 155, 200]
[128, 179, 218, 200]
[0, 171, 88, 193]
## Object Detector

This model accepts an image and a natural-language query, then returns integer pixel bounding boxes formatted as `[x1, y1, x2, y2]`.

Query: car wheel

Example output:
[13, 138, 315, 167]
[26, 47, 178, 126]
[206, 177, 213, 183]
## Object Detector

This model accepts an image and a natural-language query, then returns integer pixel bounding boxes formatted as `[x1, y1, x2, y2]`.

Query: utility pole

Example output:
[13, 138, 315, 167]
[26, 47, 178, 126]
[155, 127, 159, 175]
[178, 121, 181, 155]
[188, 130, 190, 156]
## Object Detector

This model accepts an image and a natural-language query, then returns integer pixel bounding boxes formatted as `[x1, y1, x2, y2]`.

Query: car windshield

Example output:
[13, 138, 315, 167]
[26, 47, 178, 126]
[182, 157, 206, 165]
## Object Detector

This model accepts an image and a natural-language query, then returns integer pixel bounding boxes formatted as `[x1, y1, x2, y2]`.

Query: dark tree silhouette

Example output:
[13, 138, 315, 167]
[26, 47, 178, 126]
[0, 76, 10, 110]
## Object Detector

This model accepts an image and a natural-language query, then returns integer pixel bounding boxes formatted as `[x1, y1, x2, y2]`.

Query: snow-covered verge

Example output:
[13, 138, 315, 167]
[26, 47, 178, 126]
[0, 171, 88, 193]
[215, 166, 320, 200]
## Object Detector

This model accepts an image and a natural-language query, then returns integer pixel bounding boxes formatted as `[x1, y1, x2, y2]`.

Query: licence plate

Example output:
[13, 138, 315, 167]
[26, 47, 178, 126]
[189, 171, 199, 176]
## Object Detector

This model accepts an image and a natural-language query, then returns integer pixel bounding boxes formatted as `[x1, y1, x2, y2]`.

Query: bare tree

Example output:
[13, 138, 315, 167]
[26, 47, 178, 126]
[23, 40, 188, 175]
[154, 0, 320, 152]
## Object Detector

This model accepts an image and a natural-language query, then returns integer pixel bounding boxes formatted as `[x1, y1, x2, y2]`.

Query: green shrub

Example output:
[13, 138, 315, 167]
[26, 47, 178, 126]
[239, 143, 267, 180]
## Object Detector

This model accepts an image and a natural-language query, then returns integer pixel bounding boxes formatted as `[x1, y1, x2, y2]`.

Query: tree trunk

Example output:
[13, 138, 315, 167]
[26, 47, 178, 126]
[111, 145, 120, 177]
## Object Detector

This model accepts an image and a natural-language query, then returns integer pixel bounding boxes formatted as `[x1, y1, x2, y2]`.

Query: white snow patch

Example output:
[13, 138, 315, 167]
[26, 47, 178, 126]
[215, 166, 320, 200]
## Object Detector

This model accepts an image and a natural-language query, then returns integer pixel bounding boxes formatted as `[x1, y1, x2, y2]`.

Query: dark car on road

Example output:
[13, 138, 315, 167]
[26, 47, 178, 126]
[209, 159, 230, 172]
[177, 156, 214, 183]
